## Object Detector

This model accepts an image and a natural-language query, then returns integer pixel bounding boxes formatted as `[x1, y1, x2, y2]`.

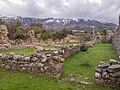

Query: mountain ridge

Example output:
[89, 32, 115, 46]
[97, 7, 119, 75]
[1, 16, 117, 31]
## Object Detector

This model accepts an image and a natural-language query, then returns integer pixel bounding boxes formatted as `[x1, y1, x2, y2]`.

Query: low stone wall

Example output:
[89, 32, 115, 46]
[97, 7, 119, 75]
[57, 44, 81, 58]
[95, 59, 120, 87]
[0, 45, 81, 78]
[0, 50, 64, 78]
[113, 30, 120, 55]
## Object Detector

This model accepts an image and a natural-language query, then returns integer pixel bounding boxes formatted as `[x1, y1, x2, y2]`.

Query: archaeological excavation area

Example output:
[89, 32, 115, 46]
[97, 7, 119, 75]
[0, 19, 120, 90]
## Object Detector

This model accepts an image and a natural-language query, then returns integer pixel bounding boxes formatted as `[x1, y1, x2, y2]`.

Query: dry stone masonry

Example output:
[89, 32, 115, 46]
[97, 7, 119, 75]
[95, 59, 120, 87]
[0, 45, 81, 78]
[113, 15, 120, 55]
[0, 25, 12, 50]
[113, 28, 120, 55]
[95, 15, 120, 87]
[58, 44, 81, 58]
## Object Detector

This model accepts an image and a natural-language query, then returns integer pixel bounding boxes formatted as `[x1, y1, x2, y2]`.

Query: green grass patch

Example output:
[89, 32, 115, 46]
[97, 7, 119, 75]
[63, 44, 118, 90]
[0, 48, 36, 55]
[0, 46, 55, 55]
[0, 42, 80, 55]
[64, 44, 118, 79]
[0, 68, 79, 90]
[43, 45, 55, 49]
[60, 42, 80, 46]
[0, 44, 119, 90]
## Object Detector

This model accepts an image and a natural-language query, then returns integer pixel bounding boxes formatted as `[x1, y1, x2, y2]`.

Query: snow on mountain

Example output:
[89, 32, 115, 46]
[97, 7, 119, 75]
[0, 16, 117, 31]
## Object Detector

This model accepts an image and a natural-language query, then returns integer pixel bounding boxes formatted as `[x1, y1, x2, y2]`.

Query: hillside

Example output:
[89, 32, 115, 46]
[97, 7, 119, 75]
[1, 16, 117, 31]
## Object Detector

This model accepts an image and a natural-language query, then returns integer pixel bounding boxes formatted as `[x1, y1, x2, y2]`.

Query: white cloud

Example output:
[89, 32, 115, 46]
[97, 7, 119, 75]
[0, 0, 120, 24]
[89, 0, 101, 4]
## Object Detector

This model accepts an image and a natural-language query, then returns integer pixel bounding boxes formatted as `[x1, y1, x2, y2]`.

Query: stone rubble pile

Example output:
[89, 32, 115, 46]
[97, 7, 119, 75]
[0, 45, 81, 78]
[95, 59, 120, 87]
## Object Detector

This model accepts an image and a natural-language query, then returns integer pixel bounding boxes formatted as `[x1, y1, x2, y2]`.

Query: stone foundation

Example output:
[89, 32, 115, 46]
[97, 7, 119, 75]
[0, 45, 81, 78]
[95, 59, 120, 87]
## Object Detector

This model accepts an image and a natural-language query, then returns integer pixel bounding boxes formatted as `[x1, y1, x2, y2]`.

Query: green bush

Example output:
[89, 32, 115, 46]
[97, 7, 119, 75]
[80, 44, 89, 51]
[15, 28, 24, 38]
[34, 29, 42, 34]
[40, 33, 49, 41]
[100, 29, 107, 35]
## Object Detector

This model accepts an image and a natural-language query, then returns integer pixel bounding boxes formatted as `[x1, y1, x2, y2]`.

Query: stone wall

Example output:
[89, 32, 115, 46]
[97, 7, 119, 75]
[0, 24, 114, 50]
[64, 35, 80, 42]
[113, 28, 120, 55]
[90, 29, 114, 44]
[0, 45, 81, 78]
[57, 44, 81, 58]
[95, 59, 120, 87]
[0, 25, 12, 50]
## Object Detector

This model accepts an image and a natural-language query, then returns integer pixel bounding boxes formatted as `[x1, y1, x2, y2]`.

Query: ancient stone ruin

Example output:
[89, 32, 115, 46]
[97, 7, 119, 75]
[26, 30, 39, 44]
[106, 30, 114, 43]
[95, 15, 120, 87]
[89, 27, 114, 44]
[95, 59, 120, 87]
[113, 33, 120, 55]
[113, 15, 120, 55]
[0, 25, 9, 44]
[64, 35, 80, 42]
[0, 25, 11, 50]
[0, 45, 81, 78]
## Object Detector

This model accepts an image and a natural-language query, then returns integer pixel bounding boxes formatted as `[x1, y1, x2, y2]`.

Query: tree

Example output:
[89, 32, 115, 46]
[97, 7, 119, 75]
[27, 22, 44, 37]
[16, 20, 22, 28]
[51, 29, 70, 40]
[38, 33, 49, 41]
[5, 20, 17, 40]
[6, 20, 25, 39]
[15, 28, 24, 39]
[15, 21, 25, 39]
[28, 22, 43, 30]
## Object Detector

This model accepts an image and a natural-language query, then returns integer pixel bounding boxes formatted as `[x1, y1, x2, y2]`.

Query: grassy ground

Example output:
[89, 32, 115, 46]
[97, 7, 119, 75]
[0, 42, 79, 55]
[63, 44, 119, 90]
[0, 68, 79, 90]
[60, 42, 80, 46]
[64, 44, 118, 79]
[0, 48, 36, 55]
[0, 44, 119, 90]
[43, 45, 55, 49]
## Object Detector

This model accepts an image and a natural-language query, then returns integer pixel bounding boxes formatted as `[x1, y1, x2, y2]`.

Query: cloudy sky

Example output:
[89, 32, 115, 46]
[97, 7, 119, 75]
[0, 0, 120, 24]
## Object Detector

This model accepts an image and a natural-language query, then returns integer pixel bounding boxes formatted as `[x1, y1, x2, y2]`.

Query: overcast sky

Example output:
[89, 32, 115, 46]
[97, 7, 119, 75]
[0, 0, 120, 24]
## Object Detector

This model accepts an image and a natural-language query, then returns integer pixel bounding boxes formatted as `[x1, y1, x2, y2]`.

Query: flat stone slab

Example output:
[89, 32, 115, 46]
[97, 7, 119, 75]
[98, 63, 110, 68]
[108, 65, 120, 69]
[107, 65, 120, 72]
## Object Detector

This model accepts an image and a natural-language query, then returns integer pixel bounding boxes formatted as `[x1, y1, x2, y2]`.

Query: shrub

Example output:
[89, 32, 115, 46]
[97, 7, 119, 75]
[34, 29, 42, 34]
[80, 44, 89, 51]
[100, 29, 107, 35]
[15, 28, 24, 39]
[39, 33, 49, 41]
